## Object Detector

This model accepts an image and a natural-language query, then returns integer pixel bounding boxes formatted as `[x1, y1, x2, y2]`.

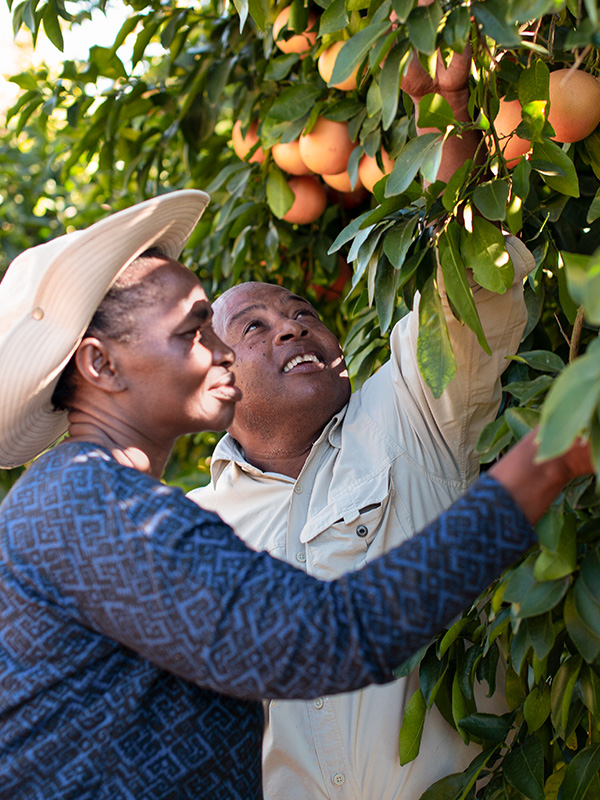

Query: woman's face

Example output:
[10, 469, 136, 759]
[109, 257, 241, 441]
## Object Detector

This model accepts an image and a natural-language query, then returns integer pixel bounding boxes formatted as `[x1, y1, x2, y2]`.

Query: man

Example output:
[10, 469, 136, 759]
[187, 54, 537, 800]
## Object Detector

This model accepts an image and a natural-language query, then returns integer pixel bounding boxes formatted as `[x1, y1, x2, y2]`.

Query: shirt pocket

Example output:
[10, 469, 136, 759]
[299, 469, 401, 579]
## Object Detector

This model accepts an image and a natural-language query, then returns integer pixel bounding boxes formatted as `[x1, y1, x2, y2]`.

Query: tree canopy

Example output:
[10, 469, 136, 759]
[4, 0, 600, 795]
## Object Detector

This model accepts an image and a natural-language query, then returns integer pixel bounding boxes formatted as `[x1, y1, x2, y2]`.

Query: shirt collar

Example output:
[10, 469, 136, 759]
[209, 403, 349, 482]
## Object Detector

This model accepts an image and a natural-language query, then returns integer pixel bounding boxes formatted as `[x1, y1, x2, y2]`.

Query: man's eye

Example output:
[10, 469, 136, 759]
[243, 320, 262, 334]
[296, 309, 316, 319]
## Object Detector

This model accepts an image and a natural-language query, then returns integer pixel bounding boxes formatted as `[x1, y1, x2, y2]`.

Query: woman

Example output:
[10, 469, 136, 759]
[0, 191, 591, 799]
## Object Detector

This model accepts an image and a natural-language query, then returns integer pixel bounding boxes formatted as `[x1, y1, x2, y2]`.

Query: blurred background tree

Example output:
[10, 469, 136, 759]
[3, 0, 600, 795]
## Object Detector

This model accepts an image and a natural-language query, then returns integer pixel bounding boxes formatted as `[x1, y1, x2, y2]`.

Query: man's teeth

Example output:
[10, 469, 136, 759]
[283, 354, 321, 373]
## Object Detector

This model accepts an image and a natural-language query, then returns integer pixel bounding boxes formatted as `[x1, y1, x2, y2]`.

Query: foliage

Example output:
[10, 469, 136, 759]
[4, 0, 600, 795]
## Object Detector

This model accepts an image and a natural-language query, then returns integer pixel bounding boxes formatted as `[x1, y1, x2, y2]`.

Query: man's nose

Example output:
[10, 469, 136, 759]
[275, 318, 309, 342]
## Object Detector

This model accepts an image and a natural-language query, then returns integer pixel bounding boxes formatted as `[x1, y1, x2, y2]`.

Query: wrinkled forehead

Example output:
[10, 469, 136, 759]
[213, 282, 310, 335]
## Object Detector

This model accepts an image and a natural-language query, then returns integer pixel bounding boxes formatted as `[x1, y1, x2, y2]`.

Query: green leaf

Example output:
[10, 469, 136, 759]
[391, 0, 416, 24]
[398, 688, 427, 764]
[406, 1, 443, 55]
[267, 84, 324, 123]
[557, 745, 600, 800]
[380, 42, 410, 131]
[588, 189, 600, 224]
[508, 349, 565, 373]
[438, 616, 469, 659]
[458, 712, 513, 742]
[318, 0, 349, 35]
[472, 1, 521, 47]
[42, 2, 63, 51]
[518, 59, 550, 106]
[565, 588, 600, 664]
[438, 224, 491, 355]
[417, 93, 456, 131]
[512, 157, 532, 200]
[578, 664, 600, 719]
[551, 655, 582, 738]
[563, 247, 600, 325]
[382, 216, 419, 270]
[524, 684, 551, 733]
[534, 536, 577, 582]
[330, 22, 390, 85]
[442, 5, 471, 52]
[538, 337, 600, 460]
[472, 179, 510, 221]
[375, 256, 399, 334]
[442, 160, 471, 212]
[452, 671, 471, 744]
[574, 568, 600, 638]
[532, 140, 580, 197]
[516, 576, 570, 619]
[503, 737, 546, 800]
[266, 167, 294, 218]
[417, 273, 457, 398]
[504, 407, 539, 440]
[460, 218, 514, 293]
[385, 133, 440, 195]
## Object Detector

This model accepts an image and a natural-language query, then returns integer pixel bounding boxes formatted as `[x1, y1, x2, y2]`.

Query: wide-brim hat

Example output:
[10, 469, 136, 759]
[0, 189, 210, 469]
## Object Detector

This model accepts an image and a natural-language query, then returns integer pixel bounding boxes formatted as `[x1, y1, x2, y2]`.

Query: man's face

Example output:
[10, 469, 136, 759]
[212, 282, 351, 444]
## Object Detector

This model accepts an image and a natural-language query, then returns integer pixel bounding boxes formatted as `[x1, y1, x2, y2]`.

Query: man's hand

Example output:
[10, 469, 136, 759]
[401, 45, 472, 111]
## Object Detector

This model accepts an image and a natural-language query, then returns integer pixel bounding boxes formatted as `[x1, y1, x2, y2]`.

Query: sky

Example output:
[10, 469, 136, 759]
[0, 1, 130, 109]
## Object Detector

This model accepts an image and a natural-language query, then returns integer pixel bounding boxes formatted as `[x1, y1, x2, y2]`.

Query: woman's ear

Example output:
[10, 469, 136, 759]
[73, 337, 126, 393]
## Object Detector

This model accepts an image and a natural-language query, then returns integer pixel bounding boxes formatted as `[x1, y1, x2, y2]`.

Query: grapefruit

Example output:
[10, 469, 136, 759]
[548, 68, 600, 142]
[273, 7, 318, 55]
[232, 119, 265, 164]
[318, 41, 360, 91]
[491, 99, 530, 168]
[321, 169, 361, 192]
[358, 150, 395, 192]
[299, 117, 355, 175]
[271, 140, 312, 175]
[283, 176, 327, 224]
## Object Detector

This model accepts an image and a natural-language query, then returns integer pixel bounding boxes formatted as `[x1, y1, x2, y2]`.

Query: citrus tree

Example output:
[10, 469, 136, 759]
[4, 0, 600, 795]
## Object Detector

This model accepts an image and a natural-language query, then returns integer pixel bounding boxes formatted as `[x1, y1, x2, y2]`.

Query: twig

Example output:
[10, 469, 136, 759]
[570, 306, 585, 362]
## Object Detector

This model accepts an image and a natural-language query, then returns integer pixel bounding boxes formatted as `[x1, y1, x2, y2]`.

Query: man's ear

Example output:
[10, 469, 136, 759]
[73, 337, 126, 393]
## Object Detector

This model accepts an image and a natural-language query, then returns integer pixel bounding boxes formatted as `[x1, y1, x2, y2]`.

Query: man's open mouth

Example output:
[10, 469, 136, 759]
[283, 353, 323, 373]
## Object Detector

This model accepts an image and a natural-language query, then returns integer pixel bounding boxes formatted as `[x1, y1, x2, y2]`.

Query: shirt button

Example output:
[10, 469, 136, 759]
[332, 773, 345, 786]
[313, 697, 324, 708]
[356, 524, 369, 538]
[294, 483, 303, 494]
[296, 551, 306, 563]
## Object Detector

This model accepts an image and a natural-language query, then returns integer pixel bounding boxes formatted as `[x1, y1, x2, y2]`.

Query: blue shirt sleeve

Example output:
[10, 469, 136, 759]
[2, 444, 534, 701]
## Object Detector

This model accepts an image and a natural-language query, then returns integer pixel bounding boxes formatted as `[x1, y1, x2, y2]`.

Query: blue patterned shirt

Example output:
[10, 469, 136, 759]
[0, 442, 534, 799]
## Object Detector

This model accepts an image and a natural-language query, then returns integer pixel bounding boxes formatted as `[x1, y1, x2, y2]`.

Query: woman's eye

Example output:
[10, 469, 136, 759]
[243, 320, 262, 334]
[296, 309, 316, 319]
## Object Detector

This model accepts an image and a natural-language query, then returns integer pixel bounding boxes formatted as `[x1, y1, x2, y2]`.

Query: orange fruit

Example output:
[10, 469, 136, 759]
[318, 41, 360, 91]
[273, 7, 318, 55]
[548, 68, 600, 142]
[358, 150, 395, 192]
[491, 99, 531, 168]
[271, 140, 312, 175]
[321, 169, 361, 192]
[232, 119, 264, 164]
[283, 176, 327, 224]
[299, 117, 355, 175]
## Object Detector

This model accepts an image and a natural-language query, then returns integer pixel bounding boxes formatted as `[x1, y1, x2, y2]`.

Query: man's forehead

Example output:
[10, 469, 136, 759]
[217, 284, 312, 326]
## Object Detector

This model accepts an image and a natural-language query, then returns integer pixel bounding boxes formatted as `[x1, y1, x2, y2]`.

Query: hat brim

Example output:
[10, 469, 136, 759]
[0, 190, 210, 469]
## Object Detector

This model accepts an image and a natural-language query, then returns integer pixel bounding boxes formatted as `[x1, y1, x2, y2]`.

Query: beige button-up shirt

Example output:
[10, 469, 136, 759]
[189, 237, 534, 800]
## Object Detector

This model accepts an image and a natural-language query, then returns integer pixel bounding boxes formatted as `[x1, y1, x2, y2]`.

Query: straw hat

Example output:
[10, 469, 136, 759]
[0, 189, 210, 469]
